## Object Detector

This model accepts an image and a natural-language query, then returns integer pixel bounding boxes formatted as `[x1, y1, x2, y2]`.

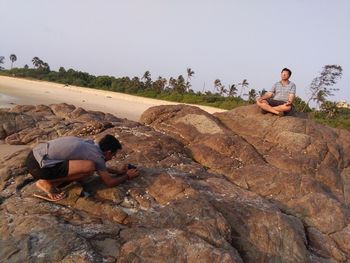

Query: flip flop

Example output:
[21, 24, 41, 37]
[33, 191, 66, 202]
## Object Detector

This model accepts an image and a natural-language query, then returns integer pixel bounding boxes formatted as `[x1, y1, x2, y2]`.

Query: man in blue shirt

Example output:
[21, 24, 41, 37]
[26, 134, 139, 201]
[256, 68, 296, 116]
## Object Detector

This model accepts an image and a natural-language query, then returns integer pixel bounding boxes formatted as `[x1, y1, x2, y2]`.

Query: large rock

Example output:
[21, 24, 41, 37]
[140, 104, 350, 262]
[1, 103, 349, 262]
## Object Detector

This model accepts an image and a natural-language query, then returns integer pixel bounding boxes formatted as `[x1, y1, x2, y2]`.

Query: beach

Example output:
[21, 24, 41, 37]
[0, 76, 225, 159]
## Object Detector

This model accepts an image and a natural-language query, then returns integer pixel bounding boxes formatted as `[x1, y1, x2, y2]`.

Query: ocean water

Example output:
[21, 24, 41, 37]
[0, 93, 16, 108]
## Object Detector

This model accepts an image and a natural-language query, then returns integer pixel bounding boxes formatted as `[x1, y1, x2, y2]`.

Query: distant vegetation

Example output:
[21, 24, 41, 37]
[0, 55, 349, 131]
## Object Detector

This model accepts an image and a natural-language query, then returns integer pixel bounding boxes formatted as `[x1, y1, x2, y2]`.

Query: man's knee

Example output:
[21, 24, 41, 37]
[256, 99, 268, 107]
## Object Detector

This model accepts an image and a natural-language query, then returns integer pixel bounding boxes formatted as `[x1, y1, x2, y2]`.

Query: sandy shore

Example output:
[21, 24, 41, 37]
[0, 76, 224, 120]
[0, 76, 225, 159]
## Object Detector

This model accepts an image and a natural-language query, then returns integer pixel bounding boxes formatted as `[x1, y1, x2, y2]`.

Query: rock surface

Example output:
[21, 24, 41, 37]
[0, 103, 349, 262]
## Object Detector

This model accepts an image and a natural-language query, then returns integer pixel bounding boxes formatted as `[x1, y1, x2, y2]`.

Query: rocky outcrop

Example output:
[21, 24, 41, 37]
[0, 103, 349, 262]
[140, 104, 350, 262]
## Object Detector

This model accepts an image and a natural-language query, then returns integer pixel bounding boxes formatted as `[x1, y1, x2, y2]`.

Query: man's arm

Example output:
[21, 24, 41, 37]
[258, 91, 273, 102]
[107, 164, 127, 175]
[98, 169, 139, 187]
[285, 94, 295, 106]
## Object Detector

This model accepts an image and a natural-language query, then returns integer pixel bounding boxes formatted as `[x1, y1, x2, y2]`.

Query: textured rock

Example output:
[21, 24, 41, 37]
[1, 103, 349, 262]
[140, 104, 350, 262]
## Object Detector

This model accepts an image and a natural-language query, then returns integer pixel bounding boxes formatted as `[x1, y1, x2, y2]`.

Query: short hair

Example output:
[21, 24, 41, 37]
[281, 68, 292, 77]
[98, 134, 122, 153]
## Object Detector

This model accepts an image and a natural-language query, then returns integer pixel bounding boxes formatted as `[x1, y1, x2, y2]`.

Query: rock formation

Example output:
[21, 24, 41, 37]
[0, 103, 349, 262]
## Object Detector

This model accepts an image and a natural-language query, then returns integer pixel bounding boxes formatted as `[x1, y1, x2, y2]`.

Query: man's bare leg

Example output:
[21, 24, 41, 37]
[272, 104, 292, 114]
[256, 99, 281, 115]
[35, 160, 96, 199]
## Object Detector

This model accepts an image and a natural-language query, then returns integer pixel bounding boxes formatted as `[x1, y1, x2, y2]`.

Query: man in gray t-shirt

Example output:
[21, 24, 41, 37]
[256, 68, 296, 116]
[26, 135, 139, 201]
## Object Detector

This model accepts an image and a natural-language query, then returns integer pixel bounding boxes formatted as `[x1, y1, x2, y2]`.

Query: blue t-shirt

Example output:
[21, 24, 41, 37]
[270, 81, 296, 102]
[33, 136, 106, 171]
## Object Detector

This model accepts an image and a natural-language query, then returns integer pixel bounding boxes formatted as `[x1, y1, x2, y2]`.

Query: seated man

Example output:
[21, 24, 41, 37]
[25, 134, 139, 201]
[256, 68, 296, 116]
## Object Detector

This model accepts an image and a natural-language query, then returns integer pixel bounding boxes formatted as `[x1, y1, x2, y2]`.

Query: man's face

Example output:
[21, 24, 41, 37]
[281, 70, 290, 81]
[105, 150, 117, 161]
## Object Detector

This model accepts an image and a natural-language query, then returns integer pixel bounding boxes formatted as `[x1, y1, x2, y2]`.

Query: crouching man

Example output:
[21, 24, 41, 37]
[25, 134, 139, 201]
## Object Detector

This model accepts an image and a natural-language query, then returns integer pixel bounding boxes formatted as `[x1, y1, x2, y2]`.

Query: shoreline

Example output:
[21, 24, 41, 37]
[0, 76, 226, 159]
[0, 76, 225, 120]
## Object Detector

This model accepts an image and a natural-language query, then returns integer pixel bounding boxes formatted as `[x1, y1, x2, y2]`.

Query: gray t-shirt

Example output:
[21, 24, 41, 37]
[270, 81, 296, 102]
[32, 136, 106, 171]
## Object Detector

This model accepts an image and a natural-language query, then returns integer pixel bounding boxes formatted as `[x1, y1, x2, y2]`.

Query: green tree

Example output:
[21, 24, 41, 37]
[313, 90, 326, 110]
[248, 89, 257, 103]
[9, 54, 17, 69]
[175, 75, 186, 93]
[0, 56, 4, 70]
[214, 79, 226, 95]
[303, 65, 342, 111]
[186, 67, 195, 91]
[238, 79, 249, 98]
[228, 84, 238, 97]
[32, 57, 43, 68]
[153, 76, 167, 93]
[24, 64, 29, 69]
[142, 70, 152, 88]
[294, 96, 311, 112]
[59, 66, 66, 74]
[258, 89, 267, 97]
[320, 100, 339, 118]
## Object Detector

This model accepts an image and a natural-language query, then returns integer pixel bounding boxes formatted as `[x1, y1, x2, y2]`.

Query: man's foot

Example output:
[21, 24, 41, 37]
[33, 191, 66, 202]
[35, 180, 66, 202]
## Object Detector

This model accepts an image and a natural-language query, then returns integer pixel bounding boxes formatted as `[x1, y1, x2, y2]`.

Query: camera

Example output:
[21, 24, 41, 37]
[127, 164, 137, 169]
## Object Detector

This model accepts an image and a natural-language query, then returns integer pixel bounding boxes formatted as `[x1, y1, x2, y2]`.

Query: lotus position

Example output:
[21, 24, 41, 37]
[26, 134, 139, 201]
[256, 68, 296, 116]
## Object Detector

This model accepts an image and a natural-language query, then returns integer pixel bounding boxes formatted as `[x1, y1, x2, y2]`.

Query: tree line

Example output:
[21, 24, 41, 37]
[0, 54, 348, 130]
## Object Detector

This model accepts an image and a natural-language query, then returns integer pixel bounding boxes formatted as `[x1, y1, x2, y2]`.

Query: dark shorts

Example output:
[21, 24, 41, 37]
[267, 99, 286, 107]
[25, 150, 69, 180]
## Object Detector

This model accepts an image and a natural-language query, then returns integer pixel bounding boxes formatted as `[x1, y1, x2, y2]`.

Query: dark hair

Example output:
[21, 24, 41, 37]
[98, 134, 122, 153]
[281, 68, 292, 77]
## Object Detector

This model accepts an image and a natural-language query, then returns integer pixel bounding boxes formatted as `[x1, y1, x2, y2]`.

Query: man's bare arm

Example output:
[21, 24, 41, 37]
[98, 169, 139, 187]
[258, 91, 273, 102]
[107, 164, 127, 175]
[285, 94, 295, 106]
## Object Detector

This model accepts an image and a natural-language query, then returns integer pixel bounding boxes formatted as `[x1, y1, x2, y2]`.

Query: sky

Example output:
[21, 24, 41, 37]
[1, 0, 350, 103]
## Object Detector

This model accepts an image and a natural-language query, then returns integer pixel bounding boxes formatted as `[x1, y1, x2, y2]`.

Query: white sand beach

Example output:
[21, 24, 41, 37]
[0, 76, 225, 159]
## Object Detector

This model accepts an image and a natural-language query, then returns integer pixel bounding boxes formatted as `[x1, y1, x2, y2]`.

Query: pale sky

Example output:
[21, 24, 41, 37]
[1, 0, 349, 103]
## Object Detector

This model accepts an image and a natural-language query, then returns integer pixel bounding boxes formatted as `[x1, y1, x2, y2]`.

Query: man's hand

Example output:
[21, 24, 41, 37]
[284, 101, 292, 106]
[126, 168, 139, 180]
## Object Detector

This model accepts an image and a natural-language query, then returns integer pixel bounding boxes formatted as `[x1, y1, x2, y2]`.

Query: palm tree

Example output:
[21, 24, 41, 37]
[248, 89, 258, 103]
[32, 57, 42, 68]
[214, 79, 222, 94]
[258, 89, 267, 97]
[168, 77, 177, 91]
[9, 54, 17, 69]
[175, 75, 186, 93]
[0, 56, 4, 70]
[186, 68, 195, 91]
[228, 84, 238, 97]
[153, 76, 167, 93]
[214, 79, 226, 96]
[142, 70, 152, 88]
[238, 79, 249, 97]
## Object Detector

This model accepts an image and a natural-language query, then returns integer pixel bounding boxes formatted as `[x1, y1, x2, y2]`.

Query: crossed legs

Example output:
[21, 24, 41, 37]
[256, 99, 291, 116]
